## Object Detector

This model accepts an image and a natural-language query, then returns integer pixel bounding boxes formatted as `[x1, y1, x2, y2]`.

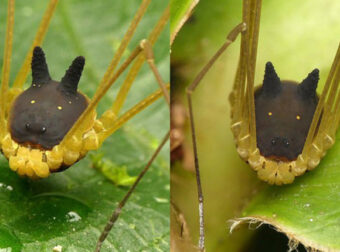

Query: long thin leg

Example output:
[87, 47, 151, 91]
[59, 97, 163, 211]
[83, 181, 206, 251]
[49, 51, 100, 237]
[97, 37, 171, 133]
[230, 0, 262, 163]
[12, 0, 58, 89]
[96, 0, 151, 93]
[0, 0, 15, 139]
[61, 5, 170, 146]
[141, 39, 170, 107]
[61, 44, 144, 145]
[186, 23, 245, 251]
[110, 6, 170, 116]
[245, 0, 262, 151]
[98, 84, 170, 143]
[94, 130, 170, 252]
[302, 43, 340, 155]
[314, 45, 340, 150]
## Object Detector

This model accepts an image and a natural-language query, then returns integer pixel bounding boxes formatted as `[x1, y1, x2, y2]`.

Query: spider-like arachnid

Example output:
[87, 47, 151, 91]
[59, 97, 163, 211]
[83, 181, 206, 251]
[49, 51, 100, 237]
[1, 0, 169, 250]
[183, 0, 340, 250]
[1, 0, 169, 179]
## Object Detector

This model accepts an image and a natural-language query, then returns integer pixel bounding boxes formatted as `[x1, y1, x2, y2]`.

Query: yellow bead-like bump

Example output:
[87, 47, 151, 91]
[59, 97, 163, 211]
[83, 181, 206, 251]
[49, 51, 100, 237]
[46, 146, 63, 171]
[296, 115, 301, 120]
[31, 100, 36, 104]
[2, 134, 18, 158]
[67, 135, 83, 152]
[268, 112, 272, 116]
[17, 146, 29, 160]
[13, 147, 29, 176]
[292, 154, 307, 176]
[63, 136, 82, 165]
[31, 161, 50, 178]
[63, 150, 80, 166]
[99, 110, 117, 129]
[248, 148, 262, 171]
[9, 156, 23, 172]
[17, 165, 27, 176]
[257, 160, 295, 185]
[57, 106, 62, 110]
[29, 150, 50, 178]
[24, 160, 36, 178]
[93, 120, 104, 133]
[83, 129, 99, 151]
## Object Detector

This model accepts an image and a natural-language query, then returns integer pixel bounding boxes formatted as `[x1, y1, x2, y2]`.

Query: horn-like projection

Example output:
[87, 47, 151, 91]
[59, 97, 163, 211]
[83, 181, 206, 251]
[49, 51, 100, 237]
[262, 61, 281, 96]
[298, 69, 319, 99]
[31, 47, 51, 85]
[60, 56, 85, 95]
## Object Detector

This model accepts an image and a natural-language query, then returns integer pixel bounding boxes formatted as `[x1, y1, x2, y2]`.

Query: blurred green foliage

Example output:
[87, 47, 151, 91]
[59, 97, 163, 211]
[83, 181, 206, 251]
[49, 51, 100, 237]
[170, 0, 198, 43]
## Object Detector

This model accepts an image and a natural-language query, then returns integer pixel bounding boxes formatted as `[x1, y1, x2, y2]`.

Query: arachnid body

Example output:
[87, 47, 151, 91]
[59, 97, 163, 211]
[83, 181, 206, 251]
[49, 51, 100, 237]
[4, 47, 93, 178]
[229, 1, 340, 185]
[0, 0, 169, 179]
[180, 0, 340, 250]
[1, 0, 170, 251]
[254, 63, 319, 162]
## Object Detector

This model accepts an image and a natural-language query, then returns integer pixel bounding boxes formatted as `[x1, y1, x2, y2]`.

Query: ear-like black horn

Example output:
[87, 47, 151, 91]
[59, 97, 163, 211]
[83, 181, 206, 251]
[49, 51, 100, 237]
[60, 56, 85, 94]
[262, 61, 281, 96]
[31, 46, 51, 85]
[298, 69, 319, 98]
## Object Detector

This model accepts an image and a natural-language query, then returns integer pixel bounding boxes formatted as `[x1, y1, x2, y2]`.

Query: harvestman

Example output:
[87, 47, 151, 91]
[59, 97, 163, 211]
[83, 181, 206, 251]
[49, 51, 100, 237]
[185, 0, 340, 250]
[0, 0, 170, 251]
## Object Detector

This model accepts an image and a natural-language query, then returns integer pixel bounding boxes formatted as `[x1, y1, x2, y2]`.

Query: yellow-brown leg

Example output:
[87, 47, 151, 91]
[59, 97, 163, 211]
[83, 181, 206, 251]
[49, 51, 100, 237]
[91, 8, 170, 249]
[12, 0, 59, 89]
[302, 43, 340, 168]
[110, 6, 170, 117]
[186, 22, 245, 252]
[141, 39, 170, 106]
[232, 0, 262, 159]
[95, 0, 151, 94]
[61, 4, 169, 147]
[98, 84, 169, 144]
[0, 0, 15, 139]
[94, 130, 170, 252]
[96, 38, 171, 139]
[186, 0, 263, 248]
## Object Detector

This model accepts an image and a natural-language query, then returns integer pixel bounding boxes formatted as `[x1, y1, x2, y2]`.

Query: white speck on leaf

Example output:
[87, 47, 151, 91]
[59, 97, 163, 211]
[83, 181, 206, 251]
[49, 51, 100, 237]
[66, 211, 81, 223]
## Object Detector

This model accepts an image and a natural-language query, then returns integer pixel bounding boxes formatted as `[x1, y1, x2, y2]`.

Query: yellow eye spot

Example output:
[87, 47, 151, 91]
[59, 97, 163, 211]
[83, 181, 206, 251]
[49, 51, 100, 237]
[296, 115, 301, 120]
[30, 100, 36, 104]
[57, 106, 63, 110]
[268, 112, 272, 116]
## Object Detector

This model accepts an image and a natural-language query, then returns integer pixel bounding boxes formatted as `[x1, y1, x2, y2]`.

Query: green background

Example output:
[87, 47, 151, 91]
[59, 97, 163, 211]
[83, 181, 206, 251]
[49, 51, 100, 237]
[0, 0, 169, 251]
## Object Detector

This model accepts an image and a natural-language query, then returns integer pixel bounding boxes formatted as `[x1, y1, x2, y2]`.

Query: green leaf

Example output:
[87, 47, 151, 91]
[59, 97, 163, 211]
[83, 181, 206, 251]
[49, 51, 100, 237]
[0, 0, 169, 251]
[170, 0, 199, 44]
[234, 131, 340, 251]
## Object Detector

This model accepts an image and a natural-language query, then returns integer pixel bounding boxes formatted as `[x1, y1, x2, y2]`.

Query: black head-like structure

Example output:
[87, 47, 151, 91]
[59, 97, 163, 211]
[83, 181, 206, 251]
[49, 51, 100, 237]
[9, 47, 88, 150]
[255, 62, 319, 161]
